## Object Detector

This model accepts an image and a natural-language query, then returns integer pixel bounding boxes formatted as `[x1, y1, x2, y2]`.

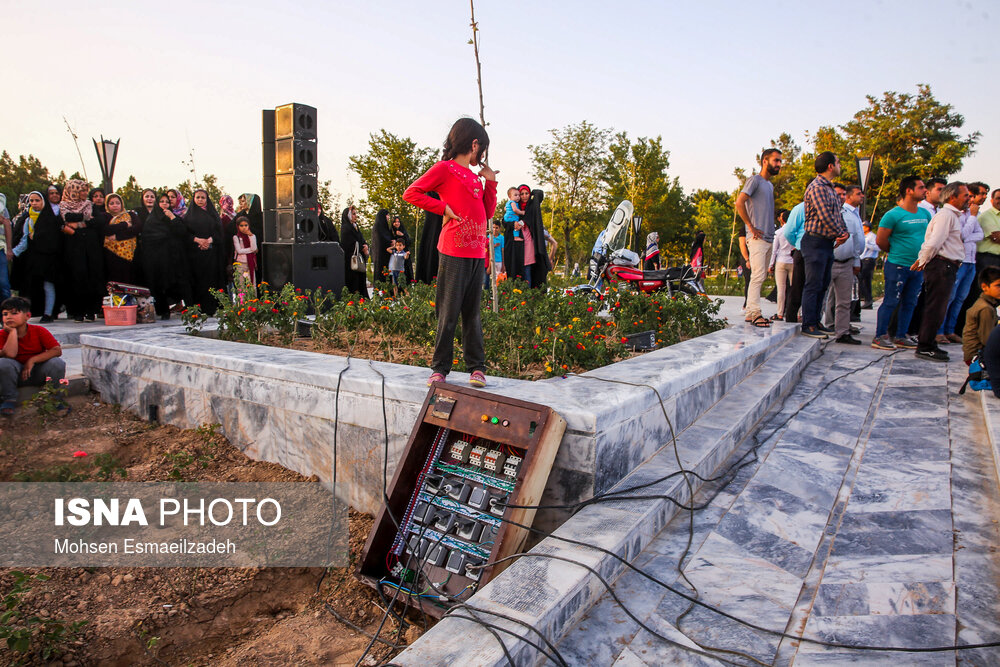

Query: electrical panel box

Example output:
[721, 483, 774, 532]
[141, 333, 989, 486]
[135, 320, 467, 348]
[358, 385, 566, 618]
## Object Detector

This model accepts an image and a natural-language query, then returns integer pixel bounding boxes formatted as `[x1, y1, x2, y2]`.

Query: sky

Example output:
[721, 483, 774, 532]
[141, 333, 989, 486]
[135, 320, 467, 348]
[3, 0, 996, 208]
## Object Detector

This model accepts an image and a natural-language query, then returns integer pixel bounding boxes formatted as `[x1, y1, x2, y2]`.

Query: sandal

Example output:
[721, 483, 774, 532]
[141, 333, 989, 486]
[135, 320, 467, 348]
[427, 372, 446, 387]
[469, 370, 486, 388]
[749, 315, 771, 328]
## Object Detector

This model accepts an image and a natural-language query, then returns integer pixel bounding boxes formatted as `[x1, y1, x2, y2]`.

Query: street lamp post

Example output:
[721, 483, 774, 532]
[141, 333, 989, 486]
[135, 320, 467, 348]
[93, 136, 120, 193]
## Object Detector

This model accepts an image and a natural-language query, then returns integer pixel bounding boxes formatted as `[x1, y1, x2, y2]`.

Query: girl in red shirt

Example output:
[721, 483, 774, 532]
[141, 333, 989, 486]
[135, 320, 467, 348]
[404, 118, 498, 387]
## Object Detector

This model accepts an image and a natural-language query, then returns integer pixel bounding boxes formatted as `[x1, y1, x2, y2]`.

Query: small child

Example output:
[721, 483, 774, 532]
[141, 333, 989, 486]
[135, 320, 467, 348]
[503, 187, 524, 238]
[486, 220, 506, 287]
[963, 266, 1000, 364]
[0, 296, 66, 417]
[232, 216, 258, 287]
[387, 238, 410, 297]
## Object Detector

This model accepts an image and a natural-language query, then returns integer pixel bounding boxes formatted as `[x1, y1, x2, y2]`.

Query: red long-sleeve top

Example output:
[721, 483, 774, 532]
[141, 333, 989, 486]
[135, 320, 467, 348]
[403, 160, 498, 259]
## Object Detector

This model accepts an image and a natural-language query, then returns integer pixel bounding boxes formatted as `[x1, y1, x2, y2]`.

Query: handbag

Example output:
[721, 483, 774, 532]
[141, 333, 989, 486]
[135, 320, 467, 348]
[350, 246, 366, 273]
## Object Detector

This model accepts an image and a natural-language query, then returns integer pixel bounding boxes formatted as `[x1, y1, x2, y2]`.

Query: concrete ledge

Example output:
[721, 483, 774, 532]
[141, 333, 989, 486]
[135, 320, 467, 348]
[81, 322, 798, 525]
[393, 336, 820, 666]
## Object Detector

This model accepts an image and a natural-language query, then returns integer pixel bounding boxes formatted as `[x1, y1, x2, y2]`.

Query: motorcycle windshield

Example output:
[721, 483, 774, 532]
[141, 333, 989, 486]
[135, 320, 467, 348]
[601, 201, 633, 254]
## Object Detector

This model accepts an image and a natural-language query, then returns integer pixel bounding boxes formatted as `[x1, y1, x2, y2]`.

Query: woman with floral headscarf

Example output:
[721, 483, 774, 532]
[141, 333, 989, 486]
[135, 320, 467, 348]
[61, 179, 105, 321]
[102, 193, 141, 284]
[167, 189, 187, 218]
[644, 231, 661, 271]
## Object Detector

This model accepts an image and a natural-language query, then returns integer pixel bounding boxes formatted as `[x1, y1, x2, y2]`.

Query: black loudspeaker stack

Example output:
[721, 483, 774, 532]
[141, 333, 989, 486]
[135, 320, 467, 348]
[261, 103, 344, 295]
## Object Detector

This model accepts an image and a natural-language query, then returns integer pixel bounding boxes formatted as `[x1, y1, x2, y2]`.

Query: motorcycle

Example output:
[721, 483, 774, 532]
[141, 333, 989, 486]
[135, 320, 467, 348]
[569, 201, 706, 299]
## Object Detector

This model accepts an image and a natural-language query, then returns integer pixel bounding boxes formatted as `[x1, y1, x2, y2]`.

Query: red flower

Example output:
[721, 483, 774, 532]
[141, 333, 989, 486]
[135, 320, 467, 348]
[587, 307, 593, 312]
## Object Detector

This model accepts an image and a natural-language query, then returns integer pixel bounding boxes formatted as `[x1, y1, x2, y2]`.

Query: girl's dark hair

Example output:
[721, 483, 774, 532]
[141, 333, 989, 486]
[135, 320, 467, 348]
[442, 117, 489, 163]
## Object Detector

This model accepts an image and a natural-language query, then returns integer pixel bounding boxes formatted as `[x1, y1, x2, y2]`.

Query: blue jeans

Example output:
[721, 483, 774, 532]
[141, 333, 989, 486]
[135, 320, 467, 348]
[800, 234, 834, 329]
[876, 261, 923, 338]
[940, 261, 975, 335]
[0, 252, 10, 301]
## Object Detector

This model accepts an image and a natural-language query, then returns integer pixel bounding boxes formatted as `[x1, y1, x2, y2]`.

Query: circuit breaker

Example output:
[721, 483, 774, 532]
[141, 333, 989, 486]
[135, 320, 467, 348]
[358, 385, 566, 618]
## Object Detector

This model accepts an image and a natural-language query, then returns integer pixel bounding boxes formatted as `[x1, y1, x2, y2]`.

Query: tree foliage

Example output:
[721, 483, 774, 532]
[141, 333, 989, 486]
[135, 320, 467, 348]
[348, 130, 437, 232]
[691, 189, 736, 268]
[602, 133, 692, 258]
[0, 152, 53, 210]
[759, 85, 979, 222]
[530, 121, 612, 266]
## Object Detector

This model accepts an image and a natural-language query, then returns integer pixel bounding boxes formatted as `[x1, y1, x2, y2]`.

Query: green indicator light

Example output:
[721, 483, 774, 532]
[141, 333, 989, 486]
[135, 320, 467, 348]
[491, 417, 499, 424]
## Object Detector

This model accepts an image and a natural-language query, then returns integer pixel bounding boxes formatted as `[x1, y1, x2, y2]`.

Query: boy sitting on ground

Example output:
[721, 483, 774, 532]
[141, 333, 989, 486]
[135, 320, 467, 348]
[963, 267, 1000, 365]
[0, 296, 66, 417]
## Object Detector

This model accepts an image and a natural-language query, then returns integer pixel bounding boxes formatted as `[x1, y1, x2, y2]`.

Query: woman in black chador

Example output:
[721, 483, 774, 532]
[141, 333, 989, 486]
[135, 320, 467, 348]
[415, 192, 442, 284]
[141, 193, 190, 320]
[184, 189, 224, 316]
[372, 209, 392, 284]
[522, 188, 550, 288]
[340, 206, 369, 298]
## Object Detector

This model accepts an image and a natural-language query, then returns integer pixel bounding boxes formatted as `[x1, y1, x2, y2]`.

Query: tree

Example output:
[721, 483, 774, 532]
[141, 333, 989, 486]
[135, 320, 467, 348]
[0, 152, 53, 210]
[760, 85, 979, 222]
[530, 121, 612, 267]
[601, 133, 692, 259]
[840, 84, 978, 221]
[348, 130, 437, 232]
[117, 175, 147, 209]
[691, 189, 736, 268]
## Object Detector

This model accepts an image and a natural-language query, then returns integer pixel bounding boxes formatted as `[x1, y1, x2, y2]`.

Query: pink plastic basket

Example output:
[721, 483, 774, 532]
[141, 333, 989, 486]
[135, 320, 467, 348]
[103, 305, 137, 326]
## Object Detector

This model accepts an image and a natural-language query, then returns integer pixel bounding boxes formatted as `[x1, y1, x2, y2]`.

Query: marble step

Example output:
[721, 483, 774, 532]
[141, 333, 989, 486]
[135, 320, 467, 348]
[551, 348, 855, 666]
[602, 350, 887, 666]
[392, 334, 821, 667]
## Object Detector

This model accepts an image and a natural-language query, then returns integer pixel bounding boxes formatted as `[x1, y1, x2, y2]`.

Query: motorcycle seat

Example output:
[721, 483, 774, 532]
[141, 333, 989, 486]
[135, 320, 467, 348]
[643, 267, 692, 281]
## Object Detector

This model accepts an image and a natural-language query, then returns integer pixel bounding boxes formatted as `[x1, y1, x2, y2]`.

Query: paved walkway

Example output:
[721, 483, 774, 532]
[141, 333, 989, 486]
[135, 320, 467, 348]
[556, 337, 1000, 665]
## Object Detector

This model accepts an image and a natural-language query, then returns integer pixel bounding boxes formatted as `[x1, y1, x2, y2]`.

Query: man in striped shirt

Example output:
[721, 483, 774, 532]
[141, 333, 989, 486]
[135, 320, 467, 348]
[800, 152, 850, 339]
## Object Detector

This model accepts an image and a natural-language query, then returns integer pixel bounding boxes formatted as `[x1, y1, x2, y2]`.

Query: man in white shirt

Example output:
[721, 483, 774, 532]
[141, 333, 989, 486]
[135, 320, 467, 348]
[859, 221, 879, 308]
[919, 177, 945, 216]
[824, 186, 865, 344]
[912, 182, 971, 361]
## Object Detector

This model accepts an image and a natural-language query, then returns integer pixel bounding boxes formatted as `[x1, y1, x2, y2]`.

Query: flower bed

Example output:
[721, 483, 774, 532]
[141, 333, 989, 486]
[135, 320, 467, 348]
[181, 280, 726, 380]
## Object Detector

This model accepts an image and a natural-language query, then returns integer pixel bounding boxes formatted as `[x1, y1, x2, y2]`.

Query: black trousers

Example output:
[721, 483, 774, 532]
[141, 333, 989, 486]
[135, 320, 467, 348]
[432, 254, 486, 375]
[917, 257, 958, 352]
[859, 258, 876, 305]
[983, 326, 1000, 399]
[784, 249, 805, 323]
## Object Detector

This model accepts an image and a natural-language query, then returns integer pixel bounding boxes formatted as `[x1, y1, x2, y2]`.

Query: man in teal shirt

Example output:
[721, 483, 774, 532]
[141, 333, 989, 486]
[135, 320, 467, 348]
[872, 176, 931, 350]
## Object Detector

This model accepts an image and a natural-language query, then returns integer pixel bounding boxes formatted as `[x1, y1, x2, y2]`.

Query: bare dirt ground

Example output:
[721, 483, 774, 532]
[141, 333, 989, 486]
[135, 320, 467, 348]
[0, 396, 426, 666]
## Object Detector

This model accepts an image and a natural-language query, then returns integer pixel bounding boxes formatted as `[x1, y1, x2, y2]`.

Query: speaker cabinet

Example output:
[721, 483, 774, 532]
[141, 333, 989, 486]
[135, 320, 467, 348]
[275, 138, 318, 175]
[276, 173, 318, 209]
[262, 109, 276, 143]
[277, 208, 320, 243]
[262, 141, 276, 177]
[262, 175, 276, 213]
[262, 242, 344, 295]
[274, 103, 317, 141]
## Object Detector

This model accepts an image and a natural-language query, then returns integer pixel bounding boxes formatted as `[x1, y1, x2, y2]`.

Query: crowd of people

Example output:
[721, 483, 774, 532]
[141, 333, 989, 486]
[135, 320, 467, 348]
[736, 148, 1000, 393]
[1, 183, 268, 321]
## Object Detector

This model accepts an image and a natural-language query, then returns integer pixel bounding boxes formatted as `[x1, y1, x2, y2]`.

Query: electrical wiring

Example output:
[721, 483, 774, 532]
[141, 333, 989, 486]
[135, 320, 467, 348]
[352, 337, 1000, 666]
